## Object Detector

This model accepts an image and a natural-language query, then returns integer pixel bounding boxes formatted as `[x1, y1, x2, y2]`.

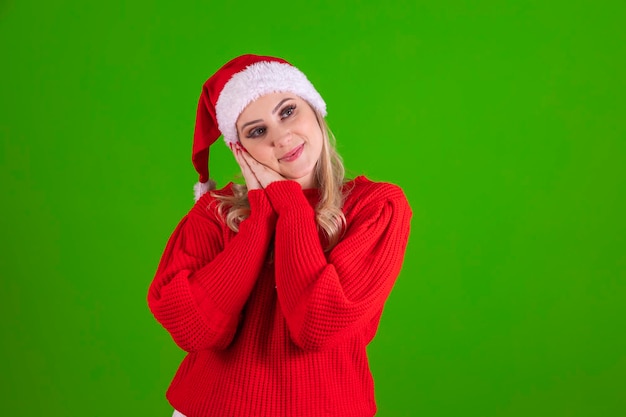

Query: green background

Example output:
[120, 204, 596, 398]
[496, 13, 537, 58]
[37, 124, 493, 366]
[1, 0, 624, 416]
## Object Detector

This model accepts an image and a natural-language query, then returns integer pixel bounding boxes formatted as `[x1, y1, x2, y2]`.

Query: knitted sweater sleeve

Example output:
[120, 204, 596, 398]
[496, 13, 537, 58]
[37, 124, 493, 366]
[147, 189, 276, 352]
[264, 180, 412, 351]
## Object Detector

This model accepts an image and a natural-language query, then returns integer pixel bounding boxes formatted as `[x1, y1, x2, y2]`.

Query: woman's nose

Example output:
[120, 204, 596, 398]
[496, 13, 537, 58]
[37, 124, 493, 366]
[272, 127, 292, 147]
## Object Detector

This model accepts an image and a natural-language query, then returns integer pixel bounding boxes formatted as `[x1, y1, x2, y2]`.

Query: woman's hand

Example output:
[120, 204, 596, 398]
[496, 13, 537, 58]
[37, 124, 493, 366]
[231, 142, 285, 189]
[231, 142, 262, 190]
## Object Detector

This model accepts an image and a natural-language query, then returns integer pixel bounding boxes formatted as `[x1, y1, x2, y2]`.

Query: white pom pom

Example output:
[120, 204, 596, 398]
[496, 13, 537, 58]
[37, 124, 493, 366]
[194, 180, 216, 202]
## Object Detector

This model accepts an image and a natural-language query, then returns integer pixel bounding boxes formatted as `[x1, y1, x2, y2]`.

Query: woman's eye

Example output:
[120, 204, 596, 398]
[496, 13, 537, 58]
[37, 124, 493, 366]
[280, 105, 296, 119]
[247, 127, 266, 138]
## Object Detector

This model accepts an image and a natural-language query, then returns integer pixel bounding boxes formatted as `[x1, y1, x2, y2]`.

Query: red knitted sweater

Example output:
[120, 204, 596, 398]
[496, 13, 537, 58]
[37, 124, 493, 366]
[148, 176, 411, 417]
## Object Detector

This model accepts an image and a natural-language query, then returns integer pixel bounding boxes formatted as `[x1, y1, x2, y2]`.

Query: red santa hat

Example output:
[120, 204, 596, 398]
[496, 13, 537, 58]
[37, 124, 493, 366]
[192, 54, 327, 201]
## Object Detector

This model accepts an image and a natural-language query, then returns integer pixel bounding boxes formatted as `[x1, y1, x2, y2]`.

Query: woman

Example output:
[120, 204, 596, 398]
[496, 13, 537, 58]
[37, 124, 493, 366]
[148, 54, 412, 417]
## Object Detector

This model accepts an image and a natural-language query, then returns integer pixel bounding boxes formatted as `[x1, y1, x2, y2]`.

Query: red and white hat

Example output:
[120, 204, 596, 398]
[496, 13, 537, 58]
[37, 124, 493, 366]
[192, 54, 327, 201]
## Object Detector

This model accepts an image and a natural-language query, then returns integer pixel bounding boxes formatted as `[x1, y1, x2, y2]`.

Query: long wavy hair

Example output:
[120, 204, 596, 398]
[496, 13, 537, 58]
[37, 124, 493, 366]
[210, 108, 347, 251]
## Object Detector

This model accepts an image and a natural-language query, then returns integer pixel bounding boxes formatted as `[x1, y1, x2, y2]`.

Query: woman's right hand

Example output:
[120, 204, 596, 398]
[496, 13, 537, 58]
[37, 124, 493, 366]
[231, 142, 262, 190]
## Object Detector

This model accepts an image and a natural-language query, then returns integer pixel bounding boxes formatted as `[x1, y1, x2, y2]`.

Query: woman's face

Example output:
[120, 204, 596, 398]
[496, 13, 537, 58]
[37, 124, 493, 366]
[236, 92, 324, 189]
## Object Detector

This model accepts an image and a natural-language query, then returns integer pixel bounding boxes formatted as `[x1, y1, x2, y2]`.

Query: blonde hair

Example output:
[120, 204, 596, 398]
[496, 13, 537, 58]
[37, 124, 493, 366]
[210, 109, 347, 251]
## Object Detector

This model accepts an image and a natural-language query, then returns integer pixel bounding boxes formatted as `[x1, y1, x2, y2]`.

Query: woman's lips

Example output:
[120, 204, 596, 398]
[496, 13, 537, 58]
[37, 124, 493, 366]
[279, 144, 304, 162]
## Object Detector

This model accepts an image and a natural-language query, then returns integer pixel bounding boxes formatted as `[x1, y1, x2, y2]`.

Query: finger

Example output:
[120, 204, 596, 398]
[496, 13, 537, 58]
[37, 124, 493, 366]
[239, 148, 260, 169]
[239, 147, 269, 173]
[232, 143, 252, 172]
[233, 143, 262, 189]
[239, 150, 285, 188]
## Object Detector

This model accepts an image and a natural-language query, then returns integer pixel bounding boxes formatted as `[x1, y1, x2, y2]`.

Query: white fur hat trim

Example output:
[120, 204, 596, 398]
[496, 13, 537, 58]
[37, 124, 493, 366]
[215, 61, 326, 145]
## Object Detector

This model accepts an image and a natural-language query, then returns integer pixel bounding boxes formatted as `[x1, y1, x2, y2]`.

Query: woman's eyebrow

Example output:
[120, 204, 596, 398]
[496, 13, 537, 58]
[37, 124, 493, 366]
[240, 119, 262, 130]
[272, 97, 295, 114]
[239, 97, 295, 130]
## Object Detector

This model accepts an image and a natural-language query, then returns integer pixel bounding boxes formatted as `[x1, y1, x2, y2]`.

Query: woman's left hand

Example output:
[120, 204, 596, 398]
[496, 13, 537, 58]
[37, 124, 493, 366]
[235, 143, 286, 189]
